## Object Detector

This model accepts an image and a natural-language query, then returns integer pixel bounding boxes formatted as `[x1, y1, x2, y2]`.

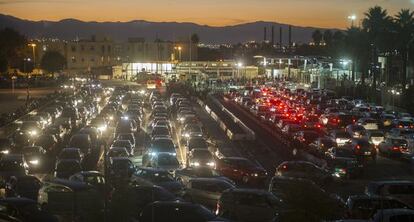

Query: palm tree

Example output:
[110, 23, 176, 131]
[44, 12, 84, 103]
[395, 9, 414, 87]
[362, 6, 393, 89]
[312, 30, 323, 45]
[345, 27, 370, 84]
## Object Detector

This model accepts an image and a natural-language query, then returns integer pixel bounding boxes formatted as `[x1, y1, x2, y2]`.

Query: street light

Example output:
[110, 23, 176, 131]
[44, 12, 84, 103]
[28, 43, 36, 68]
[23, 58, 31, 103]
[174, 46, 182, 61]
[347, 14, 357, 27]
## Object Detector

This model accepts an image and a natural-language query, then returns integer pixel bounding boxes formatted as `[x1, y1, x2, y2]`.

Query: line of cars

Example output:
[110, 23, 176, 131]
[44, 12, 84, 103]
[226, 81, 414, 221]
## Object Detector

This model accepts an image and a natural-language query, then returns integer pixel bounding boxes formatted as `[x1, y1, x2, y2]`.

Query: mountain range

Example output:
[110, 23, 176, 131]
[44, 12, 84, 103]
[0, 14, 338, 44]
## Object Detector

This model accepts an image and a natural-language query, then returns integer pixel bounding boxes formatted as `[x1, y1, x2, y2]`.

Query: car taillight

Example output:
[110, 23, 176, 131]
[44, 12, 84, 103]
[356, 145, 361, 150]
[392, 146, 400, 151]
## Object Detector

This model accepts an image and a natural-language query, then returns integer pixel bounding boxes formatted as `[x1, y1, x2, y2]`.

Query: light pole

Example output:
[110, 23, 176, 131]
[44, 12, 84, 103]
[28, 43, 36, 68]
[174, 46, 182, 61]
[347, 15, 357, 27]
[24, 58, 31, 103]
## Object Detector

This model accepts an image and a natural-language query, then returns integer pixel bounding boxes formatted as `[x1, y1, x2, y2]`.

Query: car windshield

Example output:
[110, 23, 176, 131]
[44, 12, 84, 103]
[188, 138, 208, 148]
[151, 140, 174, 151]
[158, 155, 179, 166]
[370, 132, 384, 137]
[60, 150, 79, 159]
[153, 127, 170, 136]
[57, 162, 80, 171]
[113, 141, 130, 148]
[193, 151, 212, 159]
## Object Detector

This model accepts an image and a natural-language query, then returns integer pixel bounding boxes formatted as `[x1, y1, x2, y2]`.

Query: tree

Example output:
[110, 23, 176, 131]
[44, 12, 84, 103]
[395, 9, 414, 86]
[323, 30, 333, 46]
[40, 51, 66, 73]
[312, 30, 323, 45]
[362, 6, 393, 89]
[191, 33, 200, 44]
[0, 28, 27, 73]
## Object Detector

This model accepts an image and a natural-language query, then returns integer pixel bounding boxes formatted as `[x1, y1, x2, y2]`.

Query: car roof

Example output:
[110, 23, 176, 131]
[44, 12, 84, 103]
[137, 167, 168, 173]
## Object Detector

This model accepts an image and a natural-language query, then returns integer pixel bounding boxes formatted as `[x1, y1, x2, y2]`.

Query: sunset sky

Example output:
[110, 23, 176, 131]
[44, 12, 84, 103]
[0, 0, 413, 28]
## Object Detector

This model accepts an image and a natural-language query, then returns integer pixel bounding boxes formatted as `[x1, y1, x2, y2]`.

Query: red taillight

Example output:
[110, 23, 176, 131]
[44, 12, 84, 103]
[356, 145, 361, 150]
[392, 146, 400, 151]
[215, 203, 220, 215]
[399, 125, 403, 128]
[282, 165, 288, 170]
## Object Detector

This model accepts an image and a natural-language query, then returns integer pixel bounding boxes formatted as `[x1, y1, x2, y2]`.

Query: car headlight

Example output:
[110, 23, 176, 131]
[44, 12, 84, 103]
[251, 173, 259, 177]
[172, 153, 177, 156]
[183, 133, 190, 138]
[122, 116, 129, 120]
[191, 162, 200, 167]
[139, 90, 146, 95]
[29, 159, 39, 165]
[179, 117, 185, 121]
[109, 116, 114, 120]
[207, 161, 215, 167]
[0, 150, 9, 154]
[29, 130, 37, 136]
[150, 152, 157, 156]
[98, 125, 107, 132]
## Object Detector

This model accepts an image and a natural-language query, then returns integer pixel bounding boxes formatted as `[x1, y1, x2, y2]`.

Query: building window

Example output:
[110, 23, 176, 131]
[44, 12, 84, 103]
[71, 46, 76, 52]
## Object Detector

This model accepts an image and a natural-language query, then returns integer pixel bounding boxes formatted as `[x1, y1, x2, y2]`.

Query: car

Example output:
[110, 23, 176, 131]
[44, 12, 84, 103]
[186, 137, 209, 152]
[53, 159, 82, 179]
[0, 154, 29, 179]
[216, 188, 282, 222]
[108, 157, 135, 183]
[345, 124, 367, 138]
[329, 130, 352, 146]
[345, 195, 412, 219]
[357, 118, 380, 130]
[325, 148, 363, 179]
[365, 180, 414, 208]
[69, 134, 92, 155]
[111, 139, 134, 156]
[151, 126, 171, 139]
[58, 148, 84, 163]
[21, 146, 47, 171]
[293, 130, 321, 145]
[187, 149, 215, 168]
[139, 201, 226, 222]
[34, 134, 59, 153]
[18, 121, 42, 138]
[276, 161, 332, 184]
[147, 153, 180, 171]
[0, 197, 57, 222]
[343, 138, 376, 161]
[181, 178, 235, 209]
[107, 147, 129, 158]
[5, 175, 42, 201]
[181, 124, 203, 142]
[116, 133, 136, 151]
[378, 138, 410, 157]
[133, 167, 183, 194]
[215, 157, 268, 185]
[146, 138, 177, 157]
[387, 128, 414, 141]
[366, 130, 385, 146]
[269, 176, 346, 221]
[69, 171, 105, 193]
[392, 119, 414, 129]
[109, 185, 177, 219]
[174, 167, 234, 186]
[308, 136, 337, 153]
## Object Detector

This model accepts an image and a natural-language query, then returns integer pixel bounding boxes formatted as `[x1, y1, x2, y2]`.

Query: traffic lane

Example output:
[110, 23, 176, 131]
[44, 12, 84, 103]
[217, 95, 413, 193]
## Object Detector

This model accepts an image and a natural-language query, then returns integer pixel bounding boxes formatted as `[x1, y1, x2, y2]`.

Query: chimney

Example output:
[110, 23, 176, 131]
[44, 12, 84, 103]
[279, 27, 282, 48]
[288, 25, 292, 48]
[264, 27, 267, 41]
[271, 26, 274, 46]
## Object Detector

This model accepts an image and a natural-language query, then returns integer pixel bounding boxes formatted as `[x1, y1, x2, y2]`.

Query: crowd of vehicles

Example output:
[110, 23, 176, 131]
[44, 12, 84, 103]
[0, 78, 412, 221]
